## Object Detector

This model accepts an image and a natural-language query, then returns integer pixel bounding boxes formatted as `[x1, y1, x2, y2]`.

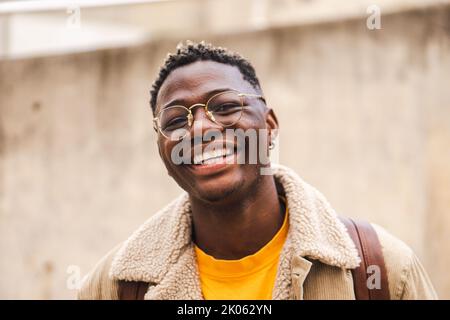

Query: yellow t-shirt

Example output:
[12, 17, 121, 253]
[194, 203, 289, 300]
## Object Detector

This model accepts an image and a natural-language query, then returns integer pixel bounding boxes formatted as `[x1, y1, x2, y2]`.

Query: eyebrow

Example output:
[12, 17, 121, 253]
[160, 87, 235, 111]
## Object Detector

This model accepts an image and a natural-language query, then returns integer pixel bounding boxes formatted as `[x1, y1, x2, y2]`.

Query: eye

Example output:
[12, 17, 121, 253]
[163, 117, 187, 130]
[210, 102, 241, 114]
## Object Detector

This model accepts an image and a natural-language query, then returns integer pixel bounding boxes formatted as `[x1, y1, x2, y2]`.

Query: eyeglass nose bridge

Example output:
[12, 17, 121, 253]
[186, 103, 216, 127]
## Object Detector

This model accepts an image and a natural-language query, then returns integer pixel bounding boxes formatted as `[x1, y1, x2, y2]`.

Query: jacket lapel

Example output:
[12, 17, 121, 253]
[144, 244, 203, 300]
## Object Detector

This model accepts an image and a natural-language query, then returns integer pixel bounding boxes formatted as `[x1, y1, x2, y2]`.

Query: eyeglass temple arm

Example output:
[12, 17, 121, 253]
[239, 93, 266, 104]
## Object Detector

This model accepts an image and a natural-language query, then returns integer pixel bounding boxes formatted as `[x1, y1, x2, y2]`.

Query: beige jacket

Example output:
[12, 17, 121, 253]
[78, 164, 437, 300]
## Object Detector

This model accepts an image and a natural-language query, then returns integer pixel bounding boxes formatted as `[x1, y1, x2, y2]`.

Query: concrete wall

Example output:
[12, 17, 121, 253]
[0, 5, 449, 299]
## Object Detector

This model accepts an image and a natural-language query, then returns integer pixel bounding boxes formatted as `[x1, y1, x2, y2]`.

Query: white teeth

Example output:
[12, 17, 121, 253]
[203, 157, 221, 165]
[193, 147, 234, 164]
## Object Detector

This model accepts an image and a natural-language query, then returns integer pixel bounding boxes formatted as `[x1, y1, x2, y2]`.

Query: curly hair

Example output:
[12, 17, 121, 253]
[149, 41, 262, 114]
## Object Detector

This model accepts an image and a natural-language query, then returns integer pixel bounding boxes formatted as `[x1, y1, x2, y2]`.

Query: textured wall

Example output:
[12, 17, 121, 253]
[0, 6, 449, 299]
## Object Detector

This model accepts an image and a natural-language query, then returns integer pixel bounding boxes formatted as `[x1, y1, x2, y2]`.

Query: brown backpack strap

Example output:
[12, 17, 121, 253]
[339, 216, 390, 300]
[118, 280, 149, 300]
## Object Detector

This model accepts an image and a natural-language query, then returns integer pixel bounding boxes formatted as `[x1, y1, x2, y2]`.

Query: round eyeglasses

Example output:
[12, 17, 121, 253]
[153, 90, 265, 140]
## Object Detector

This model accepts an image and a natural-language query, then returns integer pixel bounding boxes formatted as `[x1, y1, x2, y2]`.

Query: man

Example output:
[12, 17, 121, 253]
[78, 41, 437, 300]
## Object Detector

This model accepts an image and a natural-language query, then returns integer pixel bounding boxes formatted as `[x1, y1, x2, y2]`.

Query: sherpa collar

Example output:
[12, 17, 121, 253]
[109, 164, 360, 298]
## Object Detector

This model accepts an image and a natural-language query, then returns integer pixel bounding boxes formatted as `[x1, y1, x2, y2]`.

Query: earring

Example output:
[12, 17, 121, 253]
[269, 140, 275, 150]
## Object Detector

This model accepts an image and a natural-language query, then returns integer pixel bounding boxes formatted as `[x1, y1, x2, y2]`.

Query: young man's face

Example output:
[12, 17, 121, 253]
[155, 60, 278, 202]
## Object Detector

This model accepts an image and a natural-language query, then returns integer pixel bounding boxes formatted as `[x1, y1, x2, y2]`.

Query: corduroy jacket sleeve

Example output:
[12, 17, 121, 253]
[373, 224, 438, 300]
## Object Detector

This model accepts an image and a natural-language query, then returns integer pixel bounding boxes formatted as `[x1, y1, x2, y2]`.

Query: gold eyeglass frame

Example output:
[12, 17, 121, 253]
[153, 90, 266, 140]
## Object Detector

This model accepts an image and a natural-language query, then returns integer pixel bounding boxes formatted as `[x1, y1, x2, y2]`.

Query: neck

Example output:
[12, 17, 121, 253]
[190, 175, 285, 260]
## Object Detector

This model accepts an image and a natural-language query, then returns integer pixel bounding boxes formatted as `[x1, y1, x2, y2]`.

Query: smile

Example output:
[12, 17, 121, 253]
[193, 146, 235, 165]
[186, 143, 239, 176]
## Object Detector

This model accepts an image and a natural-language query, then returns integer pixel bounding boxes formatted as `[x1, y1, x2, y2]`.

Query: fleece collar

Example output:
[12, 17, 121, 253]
[109, 164, 360, 298]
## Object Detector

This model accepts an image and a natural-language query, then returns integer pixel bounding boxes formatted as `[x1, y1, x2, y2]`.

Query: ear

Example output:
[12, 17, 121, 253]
[265, 108, 279, 142]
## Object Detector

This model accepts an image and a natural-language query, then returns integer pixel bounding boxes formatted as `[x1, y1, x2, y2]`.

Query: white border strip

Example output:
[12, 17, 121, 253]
[0, 0, 169, 15]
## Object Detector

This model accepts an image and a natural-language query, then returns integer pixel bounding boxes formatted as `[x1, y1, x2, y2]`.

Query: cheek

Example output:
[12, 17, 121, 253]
[157, 139, 174, 167]
[237, 114, 269, 138]
[240, 109, 267, 128]
[237, 114, 271, 160]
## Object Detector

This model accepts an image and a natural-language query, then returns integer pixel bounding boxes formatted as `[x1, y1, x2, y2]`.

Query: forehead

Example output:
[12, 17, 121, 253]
[156, 60, 255, 112]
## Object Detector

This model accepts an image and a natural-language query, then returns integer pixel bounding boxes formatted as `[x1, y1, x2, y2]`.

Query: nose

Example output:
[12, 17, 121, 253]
[189, 104, 222, 133]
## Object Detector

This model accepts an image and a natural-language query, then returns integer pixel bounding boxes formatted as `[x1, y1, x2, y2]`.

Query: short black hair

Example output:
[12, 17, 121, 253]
[149, 41, 262, 114]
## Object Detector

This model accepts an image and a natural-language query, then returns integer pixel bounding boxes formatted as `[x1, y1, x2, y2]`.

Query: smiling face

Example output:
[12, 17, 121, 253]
[154, 60, 278, 203]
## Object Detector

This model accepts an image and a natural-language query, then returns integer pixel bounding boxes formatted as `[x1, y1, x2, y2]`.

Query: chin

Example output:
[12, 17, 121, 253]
[193, 178, 242, 203]
[171, 163, 262, 203]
